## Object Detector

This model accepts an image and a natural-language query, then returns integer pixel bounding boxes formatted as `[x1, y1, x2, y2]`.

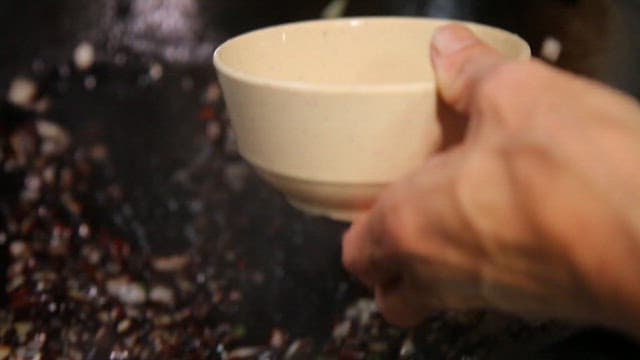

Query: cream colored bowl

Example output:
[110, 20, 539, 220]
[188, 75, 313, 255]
[214, 17, 530, 221]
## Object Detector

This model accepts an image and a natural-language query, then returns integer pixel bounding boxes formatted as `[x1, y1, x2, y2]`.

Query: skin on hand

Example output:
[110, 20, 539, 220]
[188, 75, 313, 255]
[342, 24, 640, 335]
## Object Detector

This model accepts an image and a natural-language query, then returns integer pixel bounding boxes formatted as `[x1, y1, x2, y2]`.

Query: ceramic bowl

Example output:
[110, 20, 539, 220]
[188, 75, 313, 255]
[213, 17, 530, 221]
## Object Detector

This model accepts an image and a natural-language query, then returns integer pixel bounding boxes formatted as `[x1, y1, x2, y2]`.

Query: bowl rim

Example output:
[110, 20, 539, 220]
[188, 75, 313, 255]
[212, 16, 530, 94]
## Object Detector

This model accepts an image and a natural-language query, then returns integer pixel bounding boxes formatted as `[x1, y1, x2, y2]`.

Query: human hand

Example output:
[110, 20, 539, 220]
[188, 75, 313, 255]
[342, 24, 640, 334]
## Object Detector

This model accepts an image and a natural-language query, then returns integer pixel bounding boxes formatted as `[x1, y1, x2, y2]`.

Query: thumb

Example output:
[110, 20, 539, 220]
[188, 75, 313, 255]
[430, 24, 508, 114]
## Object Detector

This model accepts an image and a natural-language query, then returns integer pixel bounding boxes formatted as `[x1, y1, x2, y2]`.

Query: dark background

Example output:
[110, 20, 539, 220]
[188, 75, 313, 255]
[1, 0, 639, 96]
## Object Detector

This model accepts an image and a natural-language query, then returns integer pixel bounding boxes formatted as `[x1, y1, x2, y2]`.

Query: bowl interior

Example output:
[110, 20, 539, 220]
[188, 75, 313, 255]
[215, 18, 530, 88]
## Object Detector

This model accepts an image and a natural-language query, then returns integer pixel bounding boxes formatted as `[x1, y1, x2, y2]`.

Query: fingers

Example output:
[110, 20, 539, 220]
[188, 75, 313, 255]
[344, 219, 427, 328]
[430, 25, 559, 138]
[430, 24, 508, 114]
[375, 280, 426, 328]
[342, 197, 407, 288]
[342, 148, 474, 326]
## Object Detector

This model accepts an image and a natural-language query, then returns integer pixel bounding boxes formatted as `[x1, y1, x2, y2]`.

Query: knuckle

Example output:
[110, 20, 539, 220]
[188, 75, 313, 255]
[475, 62, 524, 103]
[482, 61, 534, 89]
[376, 188, 418, 256]
[376, 285, 425, 328]
[342, 255, 363, 279]
[340, 245, 355, 273]
[341, 234, 362, 275]
[473, 61, 539, 128]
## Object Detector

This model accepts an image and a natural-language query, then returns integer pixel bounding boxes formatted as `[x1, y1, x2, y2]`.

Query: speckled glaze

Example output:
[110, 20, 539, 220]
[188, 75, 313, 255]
[214, 17, 530, 221]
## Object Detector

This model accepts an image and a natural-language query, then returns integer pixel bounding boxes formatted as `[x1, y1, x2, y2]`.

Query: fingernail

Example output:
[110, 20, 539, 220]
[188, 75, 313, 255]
[432, 25, 478, 57]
